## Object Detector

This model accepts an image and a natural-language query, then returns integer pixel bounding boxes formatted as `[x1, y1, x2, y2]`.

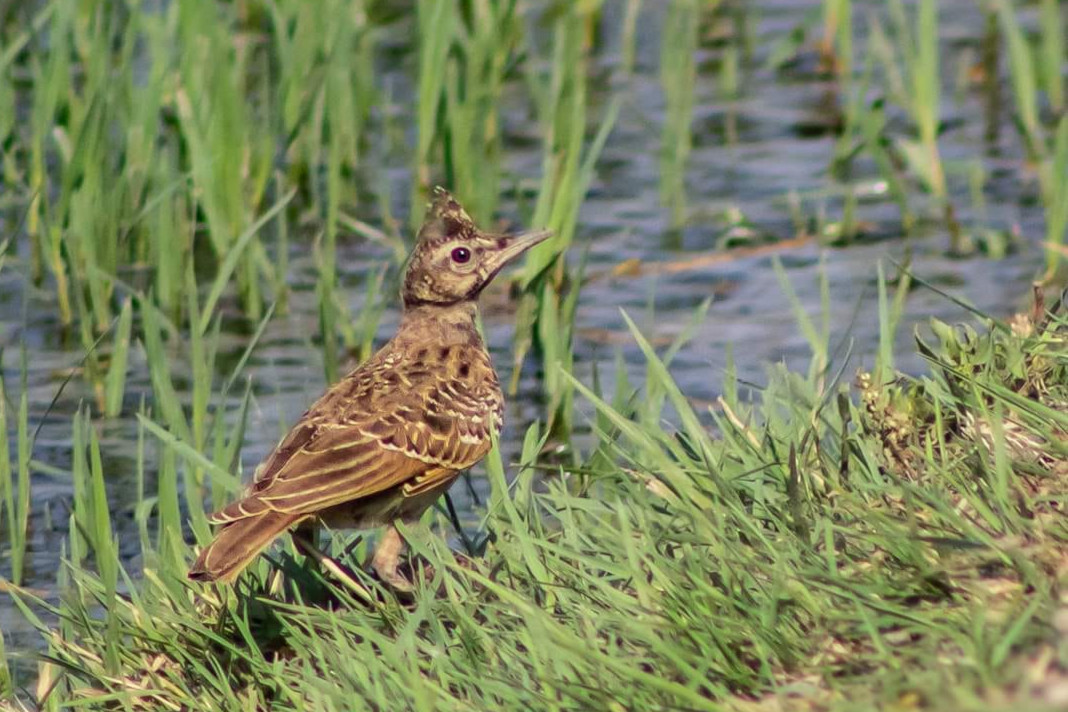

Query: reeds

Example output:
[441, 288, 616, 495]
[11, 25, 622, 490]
[0, 357, 30, 587]
[825, 0, 1066, 265]
[8, 0, 382, 401]
[511, 3, 619, 436]
[869, 0, 964, 250]
[659, 0, 700, 228]
[993, 0, 1068, 278]
[409, 0, 520, 227]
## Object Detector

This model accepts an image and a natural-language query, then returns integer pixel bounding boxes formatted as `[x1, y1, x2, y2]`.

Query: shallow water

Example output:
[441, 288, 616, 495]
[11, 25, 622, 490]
[0, 0, 1054, 656]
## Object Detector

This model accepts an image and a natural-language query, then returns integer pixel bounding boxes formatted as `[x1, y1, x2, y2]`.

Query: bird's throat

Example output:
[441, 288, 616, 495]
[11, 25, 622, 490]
[396, 300, 482, 349]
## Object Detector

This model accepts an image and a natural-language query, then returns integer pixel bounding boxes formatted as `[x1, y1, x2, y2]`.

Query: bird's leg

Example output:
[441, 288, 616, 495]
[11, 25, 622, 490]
[292, 531, 374, 605]
[291, 521, 331, 576]
[293, 520, 320, 564]
[291, 520, 343, 579]
[371, 523, 414, 592]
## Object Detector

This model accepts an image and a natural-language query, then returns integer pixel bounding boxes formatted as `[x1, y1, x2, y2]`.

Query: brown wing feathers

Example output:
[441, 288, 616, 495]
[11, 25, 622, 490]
[188, 511, 304, 583]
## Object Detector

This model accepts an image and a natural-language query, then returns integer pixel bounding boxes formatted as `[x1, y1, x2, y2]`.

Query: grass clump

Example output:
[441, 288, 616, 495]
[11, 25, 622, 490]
[7, 283, 1067, 711]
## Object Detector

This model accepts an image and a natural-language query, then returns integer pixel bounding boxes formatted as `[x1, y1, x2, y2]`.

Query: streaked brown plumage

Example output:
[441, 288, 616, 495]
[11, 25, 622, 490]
[188, 188, 551, 586]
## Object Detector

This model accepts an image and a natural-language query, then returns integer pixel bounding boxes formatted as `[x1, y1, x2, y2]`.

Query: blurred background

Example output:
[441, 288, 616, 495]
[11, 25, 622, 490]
[0, 0, 1064, 665]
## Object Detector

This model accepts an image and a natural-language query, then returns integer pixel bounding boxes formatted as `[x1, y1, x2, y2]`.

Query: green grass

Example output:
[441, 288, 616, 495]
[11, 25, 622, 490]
[826, 0, 1068, 258]
[820, 0, 852, 75]
[2, 1, 1068, 709]
[5, 274, 1068, 711]
[509, 2, 620, 439]
[659, 0, 701, 228]
[993, 0, 1068, 278]
[0, 350, 31, 588]
[850, 0, 966, 252]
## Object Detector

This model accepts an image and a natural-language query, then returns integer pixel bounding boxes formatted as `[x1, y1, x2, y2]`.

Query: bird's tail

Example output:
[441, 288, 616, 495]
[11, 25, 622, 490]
[188, 511, 303, 583]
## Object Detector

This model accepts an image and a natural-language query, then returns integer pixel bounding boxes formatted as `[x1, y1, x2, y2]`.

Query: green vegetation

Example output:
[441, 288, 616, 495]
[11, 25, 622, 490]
[991, 0, 1068, 279]
[659, 0, 701, 228]
[0, 0, 1066, 709]
[0, 353, 30, 589]
[6, 273, 1068, 710]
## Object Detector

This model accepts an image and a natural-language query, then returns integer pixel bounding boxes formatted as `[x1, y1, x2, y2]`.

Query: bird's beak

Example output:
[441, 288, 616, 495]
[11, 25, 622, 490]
[491, 228, 554, 269]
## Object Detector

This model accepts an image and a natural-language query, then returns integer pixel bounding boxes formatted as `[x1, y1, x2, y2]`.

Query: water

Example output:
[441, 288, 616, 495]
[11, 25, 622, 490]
[0, 0, 1053, 656]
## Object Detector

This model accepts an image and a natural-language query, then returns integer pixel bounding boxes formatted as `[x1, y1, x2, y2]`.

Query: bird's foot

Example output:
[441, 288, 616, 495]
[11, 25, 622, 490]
[371, 561, 417, 594]
[370, 524, 417, 594]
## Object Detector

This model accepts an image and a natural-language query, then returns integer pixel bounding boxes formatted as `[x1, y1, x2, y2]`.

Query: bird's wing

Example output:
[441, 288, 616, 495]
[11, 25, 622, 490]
[208, 348, 499, 523]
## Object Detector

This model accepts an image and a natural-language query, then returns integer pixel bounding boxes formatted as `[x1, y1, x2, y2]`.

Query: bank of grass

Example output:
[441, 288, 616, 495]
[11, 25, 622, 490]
[4, 282, 1066, 710]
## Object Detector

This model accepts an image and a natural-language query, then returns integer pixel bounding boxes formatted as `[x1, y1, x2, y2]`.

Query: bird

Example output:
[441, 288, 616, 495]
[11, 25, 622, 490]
[188, 188, 551, 587]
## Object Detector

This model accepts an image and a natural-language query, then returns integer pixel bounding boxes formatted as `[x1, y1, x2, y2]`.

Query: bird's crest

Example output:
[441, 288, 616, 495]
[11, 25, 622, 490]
[417, 187, 477, 244]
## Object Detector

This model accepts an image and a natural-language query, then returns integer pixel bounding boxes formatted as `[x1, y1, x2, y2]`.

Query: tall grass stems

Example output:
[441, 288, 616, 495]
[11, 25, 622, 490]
[509, 3, 620, 436]
[878, 0, 964, 250]
[659, 0, 699, 228]
[820, 0, 853, 75]
[994, 0, 1068, 277]
[0, 351, 31, 587]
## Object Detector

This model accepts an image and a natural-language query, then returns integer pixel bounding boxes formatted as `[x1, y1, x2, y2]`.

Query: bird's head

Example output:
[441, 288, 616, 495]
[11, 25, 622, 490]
[401, 188, 552, 308]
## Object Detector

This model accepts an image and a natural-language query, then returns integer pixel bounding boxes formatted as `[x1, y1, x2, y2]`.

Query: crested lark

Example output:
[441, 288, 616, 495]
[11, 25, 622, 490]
[189, 188, 550, 587]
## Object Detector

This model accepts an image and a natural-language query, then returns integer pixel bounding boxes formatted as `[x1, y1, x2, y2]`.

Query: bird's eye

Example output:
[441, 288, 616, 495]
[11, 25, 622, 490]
[451, 247, 471, 264]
